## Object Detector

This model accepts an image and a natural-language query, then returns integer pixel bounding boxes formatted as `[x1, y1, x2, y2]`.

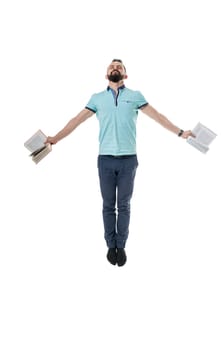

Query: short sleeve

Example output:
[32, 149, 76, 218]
[85, 94, 97, 113]
[135, 91, 148, 109]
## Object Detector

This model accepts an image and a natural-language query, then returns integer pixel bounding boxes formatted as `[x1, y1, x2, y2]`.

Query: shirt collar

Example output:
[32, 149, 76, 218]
[107, 84, 125, 91]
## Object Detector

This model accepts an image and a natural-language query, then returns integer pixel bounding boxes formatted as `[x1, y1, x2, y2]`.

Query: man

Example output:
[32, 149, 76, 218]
[46, 59, 194, 267]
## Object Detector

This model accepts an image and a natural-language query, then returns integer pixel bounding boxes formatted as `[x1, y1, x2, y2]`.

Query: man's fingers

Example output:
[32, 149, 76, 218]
[182, 130, 196, 139]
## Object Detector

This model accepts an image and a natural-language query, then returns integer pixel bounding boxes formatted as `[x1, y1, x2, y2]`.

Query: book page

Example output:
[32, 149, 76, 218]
[187, 137, 209, 153]
[30, 145, 47, 157]
[24, 130, 47, 152]
[191, 122, 217, 146]
[32, 144, 52, 164]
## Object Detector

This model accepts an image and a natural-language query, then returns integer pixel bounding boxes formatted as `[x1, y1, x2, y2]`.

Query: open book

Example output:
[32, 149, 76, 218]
[24, 129, 52, 164]
[187, 122, 217, 153]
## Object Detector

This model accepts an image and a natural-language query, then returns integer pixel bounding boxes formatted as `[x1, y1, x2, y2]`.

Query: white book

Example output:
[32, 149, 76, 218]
[24, 129, 52, 164]
[187, 122, 217, 154]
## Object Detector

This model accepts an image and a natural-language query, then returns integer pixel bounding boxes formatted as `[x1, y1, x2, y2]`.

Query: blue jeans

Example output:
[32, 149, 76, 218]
[98, 155, 138, 248]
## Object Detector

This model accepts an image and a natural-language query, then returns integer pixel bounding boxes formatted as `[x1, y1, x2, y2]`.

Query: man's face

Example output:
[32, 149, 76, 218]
[106, 61, 127, 83]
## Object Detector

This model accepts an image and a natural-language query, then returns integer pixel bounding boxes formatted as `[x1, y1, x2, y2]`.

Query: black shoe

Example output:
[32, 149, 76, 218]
[116, 248, 127, 266]
[107, 248, 117, 265]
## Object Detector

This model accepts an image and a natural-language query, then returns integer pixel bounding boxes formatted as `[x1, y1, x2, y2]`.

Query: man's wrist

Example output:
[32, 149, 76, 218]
[178, 129, 184, 137]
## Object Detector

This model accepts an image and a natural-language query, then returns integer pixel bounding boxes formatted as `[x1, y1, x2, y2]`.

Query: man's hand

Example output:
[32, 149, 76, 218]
[45, 136, 57, 145]
[181, 130, 195, 139]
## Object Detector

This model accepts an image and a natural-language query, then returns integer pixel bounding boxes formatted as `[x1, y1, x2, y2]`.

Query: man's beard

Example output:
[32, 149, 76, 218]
[107, 70, 124, 83]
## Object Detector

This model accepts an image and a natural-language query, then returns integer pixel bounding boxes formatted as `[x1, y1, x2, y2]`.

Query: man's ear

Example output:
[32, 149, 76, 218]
[105, 74, 108, 80]
[124, 74, 128, 79]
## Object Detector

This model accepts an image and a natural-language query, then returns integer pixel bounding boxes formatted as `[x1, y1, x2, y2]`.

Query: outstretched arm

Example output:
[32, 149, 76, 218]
[141, 104, 194, 139]
[46, 108, 94, 144]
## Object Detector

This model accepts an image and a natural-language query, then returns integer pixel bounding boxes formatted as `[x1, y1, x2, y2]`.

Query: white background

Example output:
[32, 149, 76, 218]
[1, 0, 221, 349]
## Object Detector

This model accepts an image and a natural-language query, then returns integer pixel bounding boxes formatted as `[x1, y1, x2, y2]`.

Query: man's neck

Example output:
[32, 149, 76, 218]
[108, 80, 125, 92]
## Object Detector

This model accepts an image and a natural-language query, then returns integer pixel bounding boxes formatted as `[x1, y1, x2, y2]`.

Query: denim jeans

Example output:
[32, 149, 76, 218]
[98, 155, 138, 248]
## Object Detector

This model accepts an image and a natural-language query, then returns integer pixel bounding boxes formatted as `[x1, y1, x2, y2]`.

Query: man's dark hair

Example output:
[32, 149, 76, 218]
[112, 59, 126, 73]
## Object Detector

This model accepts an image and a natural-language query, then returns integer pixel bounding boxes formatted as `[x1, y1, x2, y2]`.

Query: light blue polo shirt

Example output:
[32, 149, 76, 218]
[86, 85, 148, 155]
